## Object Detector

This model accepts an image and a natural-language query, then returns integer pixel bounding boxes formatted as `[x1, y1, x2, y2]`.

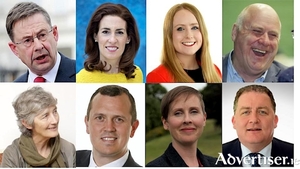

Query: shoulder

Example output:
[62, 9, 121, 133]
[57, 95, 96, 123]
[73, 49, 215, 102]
[76, 69, 98, 82]
[14, 73, 28, 82]
[146, 64, 173, 83]
[202, 154, 221, 167]
[76, 150, 91, 157]
[1, 138, 23, 167]
[59, 53, 76, 67]
[60, 138, 75, 150]
[222, 138, 239, 151]
[132, 65, 143, 83]
[272, 137, 293, 148]
[146, 154, 169, 167]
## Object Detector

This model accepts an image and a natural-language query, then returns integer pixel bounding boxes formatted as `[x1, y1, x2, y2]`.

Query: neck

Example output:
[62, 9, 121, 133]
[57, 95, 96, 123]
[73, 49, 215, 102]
[172, 141, 198, 167]
[176, 53, 199, 70]
[93, 147, 128, 166]
[32, 135, 51, 158]
[101, 59, 120, 73]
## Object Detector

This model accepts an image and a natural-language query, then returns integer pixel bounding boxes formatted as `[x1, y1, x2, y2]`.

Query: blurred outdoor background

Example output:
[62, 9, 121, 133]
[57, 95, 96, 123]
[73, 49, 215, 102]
[145, 83, 222, 164]
[0, 0, 75, 82]
[76, 0, 146, 82]
[222, 0, 294, 67]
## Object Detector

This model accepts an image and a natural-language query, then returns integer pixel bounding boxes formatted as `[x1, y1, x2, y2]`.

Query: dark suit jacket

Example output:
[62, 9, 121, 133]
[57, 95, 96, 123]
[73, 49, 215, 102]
[146, 143, 221, 167]
[14, 52, 75, 82]
[278, 66, 294, 82]
[222, 138, 294, 167]
[76, 150, 141, 167]
[222, 52, 287, 82]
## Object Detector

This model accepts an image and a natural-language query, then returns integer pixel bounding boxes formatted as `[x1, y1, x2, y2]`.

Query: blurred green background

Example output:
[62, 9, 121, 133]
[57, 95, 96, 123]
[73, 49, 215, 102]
[145, 84, 222, 164]
[222, 0, 294, 66]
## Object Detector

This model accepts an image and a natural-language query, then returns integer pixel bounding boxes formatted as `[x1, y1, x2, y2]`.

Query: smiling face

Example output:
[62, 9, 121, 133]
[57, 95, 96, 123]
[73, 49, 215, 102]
[232, 91, 278, 151]
[85, 93, 138, 160]
[8, 13, 58, 76]
[232, 5, 281, 77]
[172, 9, 202, 59]
[25, 106, 59, 140]
[94, 15, 130, 64]
[162, 94, 206, 146]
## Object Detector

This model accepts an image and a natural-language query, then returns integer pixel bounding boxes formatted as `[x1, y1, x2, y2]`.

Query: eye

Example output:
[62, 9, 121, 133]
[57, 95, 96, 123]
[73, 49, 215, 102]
[23, 38, 32, 44]
[190, 109, 198, 114]
[101, 30, 109, 34]
[114, 117, 124, 123]
[191, 26, 199, 30]
[258, 110, 268, 115]
[116, 31, 124, 35]
[177, 27, 184, 31]
[241, 111, 250, 115]
[96, 115, 104, 121]
[174, 111, 183, 116]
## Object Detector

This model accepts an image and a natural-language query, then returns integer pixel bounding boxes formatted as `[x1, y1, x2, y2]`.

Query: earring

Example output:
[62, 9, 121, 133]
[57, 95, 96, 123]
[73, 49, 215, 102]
[126, 41, 130, 44]
[95, 39, 98, 42]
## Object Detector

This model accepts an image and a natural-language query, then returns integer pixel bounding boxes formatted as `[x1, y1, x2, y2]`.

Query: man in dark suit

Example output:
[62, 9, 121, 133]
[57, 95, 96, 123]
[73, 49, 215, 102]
[6, 2, 75, 82]
[222, 3, 288, 82]
[222, 84, 293, 167]
[76, 85, 141, 167]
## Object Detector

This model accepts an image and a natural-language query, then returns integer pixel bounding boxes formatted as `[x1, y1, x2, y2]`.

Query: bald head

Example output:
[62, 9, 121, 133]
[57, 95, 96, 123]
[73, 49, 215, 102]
[236, 3, 281, 32]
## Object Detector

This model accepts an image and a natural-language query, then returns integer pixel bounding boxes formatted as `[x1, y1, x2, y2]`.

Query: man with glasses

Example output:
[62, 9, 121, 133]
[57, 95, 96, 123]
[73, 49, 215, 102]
[6, 2, 76, 82]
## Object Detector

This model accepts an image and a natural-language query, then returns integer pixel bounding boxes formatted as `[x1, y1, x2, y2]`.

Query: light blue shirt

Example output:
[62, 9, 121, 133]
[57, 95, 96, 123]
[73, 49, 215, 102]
[89, 150, 129, 167]
[226, 50, 267, 82]
[241, 142, 272, 167]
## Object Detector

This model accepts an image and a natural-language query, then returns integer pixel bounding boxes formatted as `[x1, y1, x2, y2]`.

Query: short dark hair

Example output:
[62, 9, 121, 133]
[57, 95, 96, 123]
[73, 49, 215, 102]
[86, 85, 137, 124]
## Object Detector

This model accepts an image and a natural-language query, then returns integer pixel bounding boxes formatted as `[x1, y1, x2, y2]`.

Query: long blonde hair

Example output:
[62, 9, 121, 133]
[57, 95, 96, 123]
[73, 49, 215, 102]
[162, 3, 221, 82]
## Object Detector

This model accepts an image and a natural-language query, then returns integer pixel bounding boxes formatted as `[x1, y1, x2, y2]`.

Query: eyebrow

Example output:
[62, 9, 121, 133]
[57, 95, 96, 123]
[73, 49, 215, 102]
[21, 29, 48, 39]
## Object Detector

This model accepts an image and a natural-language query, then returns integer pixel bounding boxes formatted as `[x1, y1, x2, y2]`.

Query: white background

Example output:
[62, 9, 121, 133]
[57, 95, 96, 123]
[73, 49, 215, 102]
[146, 0, 222, 76]
[0, 83, 76, 152]
[76, 84, 145, 166]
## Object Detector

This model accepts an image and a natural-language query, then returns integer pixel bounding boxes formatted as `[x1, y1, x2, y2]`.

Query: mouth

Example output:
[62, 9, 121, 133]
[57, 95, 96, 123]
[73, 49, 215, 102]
[101, 137, 117, 141]
[33, 54, 47, 61]
[182, 42, 196, 46]
[47, 126, 57, 130]
[105, 46, 118, 51]
[247, 128, 262, 131]
[252, 48, 267, 56]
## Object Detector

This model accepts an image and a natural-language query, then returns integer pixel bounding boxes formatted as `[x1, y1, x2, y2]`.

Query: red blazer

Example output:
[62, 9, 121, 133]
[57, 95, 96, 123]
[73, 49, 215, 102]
[146, 64, 222, 83]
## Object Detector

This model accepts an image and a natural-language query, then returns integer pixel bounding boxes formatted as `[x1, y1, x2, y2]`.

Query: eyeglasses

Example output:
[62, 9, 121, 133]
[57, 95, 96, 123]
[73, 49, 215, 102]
[15, 29, 53, 47]
[291, 29, 294, 39]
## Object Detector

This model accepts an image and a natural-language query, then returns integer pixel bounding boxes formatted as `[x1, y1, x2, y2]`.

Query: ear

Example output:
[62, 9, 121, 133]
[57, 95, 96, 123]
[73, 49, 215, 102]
[126, 37, 130, 44]
[162, 117, 169, 130]
[84, 115, 90, 134]
[21, 119, 33, 130]
[203, 113, 207, 127]
[232, 24, 238, 41]
[51, 25, 59, 42]
[232, 115, 236, 129]
[274, 114, 278, 129]
[130, 120, 139, 138]
[8, 42, 20, 58]
[93, 33, 98, 42]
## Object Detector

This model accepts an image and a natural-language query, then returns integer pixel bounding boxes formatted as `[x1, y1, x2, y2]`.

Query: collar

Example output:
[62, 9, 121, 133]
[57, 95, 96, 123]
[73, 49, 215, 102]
[89, 150, 129, 167]
[28, 52, 61, 82]
[241, 142, 272, 167]
[227, 50, 267, 82]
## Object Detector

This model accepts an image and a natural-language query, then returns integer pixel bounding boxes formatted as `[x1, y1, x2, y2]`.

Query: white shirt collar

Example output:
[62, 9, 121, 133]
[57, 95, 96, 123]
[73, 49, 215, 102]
[28, 52, 61, 82]
[89, 150, 129, 167]
[241, 142, 272, 167]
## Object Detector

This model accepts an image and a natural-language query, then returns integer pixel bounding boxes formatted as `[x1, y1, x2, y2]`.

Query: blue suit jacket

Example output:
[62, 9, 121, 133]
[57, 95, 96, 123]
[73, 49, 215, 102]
[14, 52, 75, 82]
[222, 138, 294, 167]
[222, 51, 287, 82]
[76, 150, 141, 167]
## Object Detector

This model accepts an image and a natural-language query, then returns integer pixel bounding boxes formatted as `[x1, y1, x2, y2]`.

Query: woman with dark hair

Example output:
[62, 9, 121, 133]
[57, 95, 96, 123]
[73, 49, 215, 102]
[76, 3, 143, 83]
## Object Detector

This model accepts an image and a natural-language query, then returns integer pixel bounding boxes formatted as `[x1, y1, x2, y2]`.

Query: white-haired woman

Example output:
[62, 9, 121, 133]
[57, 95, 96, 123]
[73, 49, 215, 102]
[1, 86, 75, 167]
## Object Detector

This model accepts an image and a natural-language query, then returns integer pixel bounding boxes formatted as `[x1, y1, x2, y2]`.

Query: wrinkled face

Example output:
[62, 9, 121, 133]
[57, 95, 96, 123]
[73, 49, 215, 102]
[29, 106, 59, 139]
[8, 13, 58, 76]
[85, 93, 138, 158]
[94, 15, 130, 63]
[172, 9, 202, 58]
[232, 9, 281, 75]
[232, 92, 278, 148]
[162, 94, 206, 145]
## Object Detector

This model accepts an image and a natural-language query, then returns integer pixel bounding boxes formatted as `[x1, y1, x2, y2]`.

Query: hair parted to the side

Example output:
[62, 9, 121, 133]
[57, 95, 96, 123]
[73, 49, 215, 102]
[84, 3, 140, 79]
[233, 84, 276, 113]
[12, 86, 57, 137]
[86, 85, 137, 124]
[162, 3, 221, 83]
[161, 86, 206, 120]
[6, 2, 52, 42]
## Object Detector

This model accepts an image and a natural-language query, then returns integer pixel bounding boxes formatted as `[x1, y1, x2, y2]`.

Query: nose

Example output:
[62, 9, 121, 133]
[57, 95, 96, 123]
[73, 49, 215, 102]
[104, 120, 116, 131]
[186, 29, 193, 39]
[183, 113, 192, 124]
[258, 33, 271, 46]
[49, 113, 58, 124]
[108, 33, 117, 43]
[33, 37, 44, 51]
[249, 112, 259, 124]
